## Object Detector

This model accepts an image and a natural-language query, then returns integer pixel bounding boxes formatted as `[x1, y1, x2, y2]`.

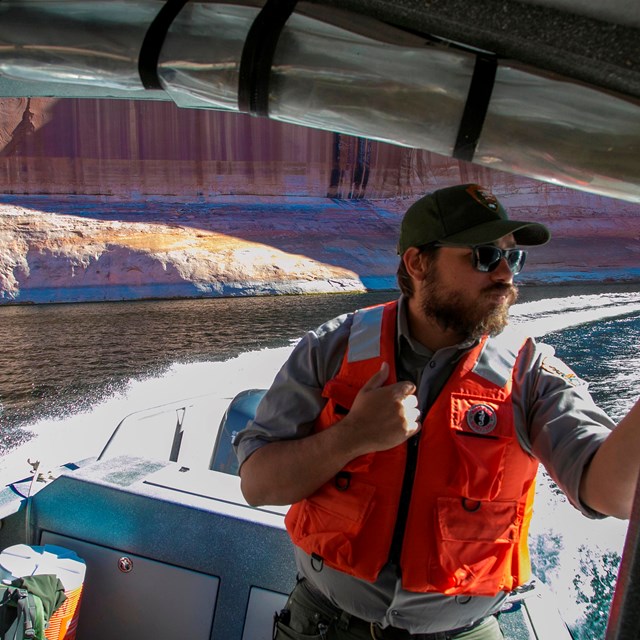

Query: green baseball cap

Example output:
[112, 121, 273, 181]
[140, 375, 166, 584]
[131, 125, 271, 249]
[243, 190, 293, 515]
[397, 184, 550, 254]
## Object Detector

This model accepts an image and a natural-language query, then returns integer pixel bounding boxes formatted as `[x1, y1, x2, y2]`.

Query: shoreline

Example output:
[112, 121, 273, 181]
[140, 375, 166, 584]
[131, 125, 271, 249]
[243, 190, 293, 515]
[3, 193, 639, 307]
[1, 276, 640, 307]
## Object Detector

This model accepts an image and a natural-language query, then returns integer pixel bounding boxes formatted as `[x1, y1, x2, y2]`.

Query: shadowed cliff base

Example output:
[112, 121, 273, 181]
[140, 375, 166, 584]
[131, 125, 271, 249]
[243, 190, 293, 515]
[1, 194, 638, 305]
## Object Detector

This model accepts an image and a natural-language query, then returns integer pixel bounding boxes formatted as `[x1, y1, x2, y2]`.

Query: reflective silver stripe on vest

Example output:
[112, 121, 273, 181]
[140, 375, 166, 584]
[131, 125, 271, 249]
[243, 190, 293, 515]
[347, 305, 385, 363]
[473, 326, 526, 387]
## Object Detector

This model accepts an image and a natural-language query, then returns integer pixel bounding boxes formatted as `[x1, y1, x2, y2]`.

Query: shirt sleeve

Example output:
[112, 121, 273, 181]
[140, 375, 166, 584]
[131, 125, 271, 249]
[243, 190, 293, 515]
[233, 312, 353, 469]
[513, 338, 615, 518]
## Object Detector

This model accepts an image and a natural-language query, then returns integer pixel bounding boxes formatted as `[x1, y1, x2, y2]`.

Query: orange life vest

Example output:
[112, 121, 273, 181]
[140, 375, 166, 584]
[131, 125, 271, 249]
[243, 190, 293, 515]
[285, 300, 539, 596]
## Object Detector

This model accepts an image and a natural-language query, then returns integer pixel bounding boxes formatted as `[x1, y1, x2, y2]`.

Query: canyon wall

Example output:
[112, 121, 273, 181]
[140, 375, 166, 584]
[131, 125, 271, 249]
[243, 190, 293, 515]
[1, 98, 638, 304]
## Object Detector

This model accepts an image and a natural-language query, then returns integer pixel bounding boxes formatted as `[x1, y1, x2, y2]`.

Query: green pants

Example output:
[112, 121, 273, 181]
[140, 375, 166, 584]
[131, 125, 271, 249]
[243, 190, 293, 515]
[273, 579, 505, 640]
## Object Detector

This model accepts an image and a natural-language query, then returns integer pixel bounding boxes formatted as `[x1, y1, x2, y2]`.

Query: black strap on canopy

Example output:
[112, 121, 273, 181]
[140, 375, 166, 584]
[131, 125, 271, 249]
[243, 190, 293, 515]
[453, 53, 497, 162]
[139, 0, 190, 90]
[238, 0, 298, 116]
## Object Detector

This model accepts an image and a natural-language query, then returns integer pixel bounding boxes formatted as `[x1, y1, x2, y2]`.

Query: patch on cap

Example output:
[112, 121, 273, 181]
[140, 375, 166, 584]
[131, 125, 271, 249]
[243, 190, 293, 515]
[541, 357, 586, 387]
[466, 184, 499, 212]
[466, 403, 498, 435]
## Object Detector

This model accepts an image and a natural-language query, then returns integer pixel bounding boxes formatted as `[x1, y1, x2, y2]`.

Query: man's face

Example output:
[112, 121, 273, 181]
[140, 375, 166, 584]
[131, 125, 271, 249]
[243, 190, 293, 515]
[418, 236, 519, 339]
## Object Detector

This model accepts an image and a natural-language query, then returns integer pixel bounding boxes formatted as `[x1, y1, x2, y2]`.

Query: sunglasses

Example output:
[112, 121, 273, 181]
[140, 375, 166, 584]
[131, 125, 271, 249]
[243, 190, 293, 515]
[433, 243, 527, 275]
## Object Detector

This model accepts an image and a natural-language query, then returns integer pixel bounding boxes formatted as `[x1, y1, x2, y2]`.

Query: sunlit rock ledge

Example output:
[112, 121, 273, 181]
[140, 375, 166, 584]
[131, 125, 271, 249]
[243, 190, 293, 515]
[1, 194, 639, 305]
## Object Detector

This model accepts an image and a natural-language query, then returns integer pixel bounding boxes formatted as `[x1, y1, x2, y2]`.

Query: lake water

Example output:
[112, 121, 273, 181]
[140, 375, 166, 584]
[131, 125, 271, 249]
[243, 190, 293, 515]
[1, 282, 640, 639]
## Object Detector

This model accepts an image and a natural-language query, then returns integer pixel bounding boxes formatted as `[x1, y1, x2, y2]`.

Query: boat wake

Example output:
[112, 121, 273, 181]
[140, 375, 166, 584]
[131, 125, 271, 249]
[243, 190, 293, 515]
[511, 291, 640, 336]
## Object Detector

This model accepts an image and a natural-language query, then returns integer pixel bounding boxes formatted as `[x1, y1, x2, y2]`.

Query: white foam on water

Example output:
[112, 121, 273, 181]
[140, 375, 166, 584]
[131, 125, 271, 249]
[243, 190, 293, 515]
[530, 477, 629, 628]
[0, 346, 295, 483]
[511, 292, 640, 336]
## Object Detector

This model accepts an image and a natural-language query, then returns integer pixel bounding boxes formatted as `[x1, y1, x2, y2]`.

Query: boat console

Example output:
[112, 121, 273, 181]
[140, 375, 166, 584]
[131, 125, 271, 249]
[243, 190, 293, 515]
[0, 390, 294, 639]
[35, 454, 295, 639]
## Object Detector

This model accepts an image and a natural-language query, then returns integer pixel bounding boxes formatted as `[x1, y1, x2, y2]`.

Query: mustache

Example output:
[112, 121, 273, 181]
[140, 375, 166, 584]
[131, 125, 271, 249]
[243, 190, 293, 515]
[484, 283, 518, 297]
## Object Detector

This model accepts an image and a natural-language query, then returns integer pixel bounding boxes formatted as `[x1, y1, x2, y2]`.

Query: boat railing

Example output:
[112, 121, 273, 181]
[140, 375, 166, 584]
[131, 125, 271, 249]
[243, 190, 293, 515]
[605, 465, 640, 640]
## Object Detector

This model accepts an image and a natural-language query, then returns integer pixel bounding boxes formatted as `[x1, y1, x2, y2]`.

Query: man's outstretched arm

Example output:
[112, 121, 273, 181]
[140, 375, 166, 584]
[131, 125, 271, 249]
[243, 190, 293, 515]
[580, 396, 640, 519]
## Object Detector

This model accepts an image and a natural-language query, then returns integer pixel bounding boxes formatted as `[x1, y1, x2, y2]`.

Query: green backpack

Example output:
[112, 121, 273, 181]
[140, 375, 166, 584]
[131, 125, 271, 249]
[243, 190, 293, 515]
[0, 585, 45, 640]
[0, 575, 66, 640]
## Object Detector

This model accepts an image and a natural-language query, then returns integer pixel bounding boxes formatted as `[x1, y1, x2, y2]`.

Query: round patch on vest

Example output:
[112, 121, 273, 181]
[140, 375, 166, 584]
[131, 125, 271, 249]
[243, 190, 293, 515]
[466, 404, 498, 434]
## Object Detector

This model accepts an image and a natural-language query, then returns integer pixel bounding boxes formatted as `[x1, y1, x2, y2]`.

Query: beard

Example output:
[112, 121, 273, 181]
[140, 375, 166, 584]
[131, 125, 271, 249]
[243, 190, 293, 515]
[419, 261, 518, 340]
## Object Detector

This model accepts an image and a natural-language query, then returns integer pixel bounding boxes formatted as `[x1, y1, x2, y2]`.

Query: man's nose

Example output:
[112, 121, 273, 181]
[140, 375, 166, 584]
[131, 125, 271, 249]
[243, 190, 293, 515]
[491, 257, 514, 283]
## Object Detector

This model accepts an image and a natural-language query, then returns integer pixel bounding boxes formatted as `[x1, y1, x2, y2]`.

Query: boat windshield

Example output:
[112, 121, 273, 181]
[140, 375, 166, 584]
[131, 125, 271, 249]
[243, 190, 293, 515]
[97, 389, 266, 476]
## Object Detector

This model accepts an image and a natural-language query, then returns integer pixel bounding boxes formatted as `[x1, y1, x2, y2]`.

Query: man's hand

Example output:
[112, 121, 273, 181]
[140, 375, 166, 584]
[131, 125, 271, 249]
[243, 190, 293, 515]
[340, 362, 420, 457]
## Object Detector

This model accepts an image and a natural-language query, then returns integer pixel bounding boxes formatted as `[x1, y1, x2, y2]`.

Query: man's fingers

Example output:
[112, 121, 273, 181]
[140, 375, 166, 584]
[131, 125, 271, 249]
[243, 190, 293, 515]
[401, 394, 421, 427]
[394, 381, 417, 399]
[401, 393, 419, 413]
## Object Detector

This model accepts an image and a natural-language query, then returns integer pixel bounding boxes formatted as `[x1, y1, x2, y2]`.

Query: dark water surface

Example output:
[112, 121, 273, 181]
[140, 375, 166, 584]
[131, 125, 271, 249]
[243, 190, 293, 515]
[0, 291, 392, 442]
[1, 282, 639, 449]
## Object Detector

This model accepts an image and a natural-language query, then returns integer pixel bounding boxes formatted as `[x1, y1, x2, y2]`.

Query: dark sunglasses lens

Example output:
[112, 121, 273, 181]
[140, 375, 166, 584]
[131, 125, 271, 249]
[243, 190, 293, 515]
[474, 246, 502, 272]
[474, 247, 526, 274]
[507, 250, 526, 274]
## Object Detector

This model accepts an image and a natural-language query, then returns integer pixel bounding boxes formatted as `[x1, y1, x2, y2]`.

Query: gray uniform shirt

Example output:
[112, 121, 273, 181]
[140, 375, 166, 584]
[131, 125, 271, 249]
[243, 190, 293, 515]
[233, 295, 614, 633]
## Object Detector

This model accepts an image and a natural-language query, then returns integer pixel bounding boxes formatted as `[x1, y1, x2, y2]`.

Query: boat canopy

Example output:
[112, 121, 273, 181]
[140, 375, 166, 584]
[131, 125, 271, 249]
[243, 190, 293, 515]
[0, 0, 638, 202]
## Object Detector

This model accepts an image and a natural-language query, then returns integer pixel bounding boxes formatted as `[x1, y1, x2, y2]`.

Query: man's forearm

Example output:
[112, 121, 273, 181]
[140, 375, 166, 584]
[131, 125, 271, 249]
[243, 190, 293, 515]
[580, 397, 640, 519]
[239, 421, 360, 506]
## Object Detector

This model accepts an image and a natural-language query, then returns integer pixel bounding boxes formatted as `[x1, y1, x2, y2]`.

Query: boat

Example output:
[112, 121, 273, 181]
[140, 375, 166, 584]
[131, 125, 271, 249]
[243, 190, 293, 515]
[0, 1, 638, 639]
[0, 388, 576, 639]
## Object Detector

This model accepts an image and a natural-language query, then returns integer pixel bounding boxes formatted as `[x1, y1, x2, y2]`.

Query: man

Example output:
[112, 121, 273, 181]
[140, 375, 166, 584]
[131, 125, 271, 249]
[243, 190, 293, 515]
[234, 183, 640, 640]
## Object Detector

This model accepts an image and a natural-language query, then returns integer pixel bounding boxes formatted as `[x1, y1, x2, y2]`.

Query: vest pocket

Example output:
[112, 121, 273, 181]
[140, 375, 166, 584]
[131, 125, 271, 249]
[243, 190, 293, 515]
[434, 496, 520, 595]
[291, 479, 376, 567]
[450, 395, 513, 501]
[452, 431, 511, 501]
[322, 379, 359, 412]
[321, 379, 376, 472]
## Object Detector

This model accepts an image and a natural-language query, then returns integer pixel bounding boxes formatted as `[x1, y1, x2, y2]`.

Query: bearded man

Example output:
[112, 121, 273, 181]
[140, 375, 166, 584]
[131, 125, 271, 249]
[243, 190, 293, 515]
[234, 184, 640, 640]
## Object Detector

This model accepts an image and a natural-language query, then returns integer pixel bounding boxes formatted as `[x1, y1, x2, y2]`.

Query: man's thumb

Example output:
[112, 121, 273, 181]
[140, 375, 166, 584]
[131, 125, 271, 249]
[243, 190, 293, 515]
[361, 362, 390, 391]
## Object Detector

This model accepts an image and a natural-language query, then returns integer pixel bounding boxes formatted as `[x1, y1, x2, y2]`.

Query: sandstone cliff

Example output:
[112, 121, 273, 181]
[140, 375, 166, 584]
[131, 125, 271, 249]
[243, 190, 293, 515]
[1, 98, 638, 304]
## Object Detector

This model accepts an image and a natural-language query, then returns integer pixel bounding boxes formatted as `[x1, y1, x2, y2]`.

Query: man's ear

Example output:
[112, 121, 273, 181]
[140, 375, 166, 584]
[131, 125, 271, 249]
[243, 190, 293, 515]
[403, 247, 429, 282]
